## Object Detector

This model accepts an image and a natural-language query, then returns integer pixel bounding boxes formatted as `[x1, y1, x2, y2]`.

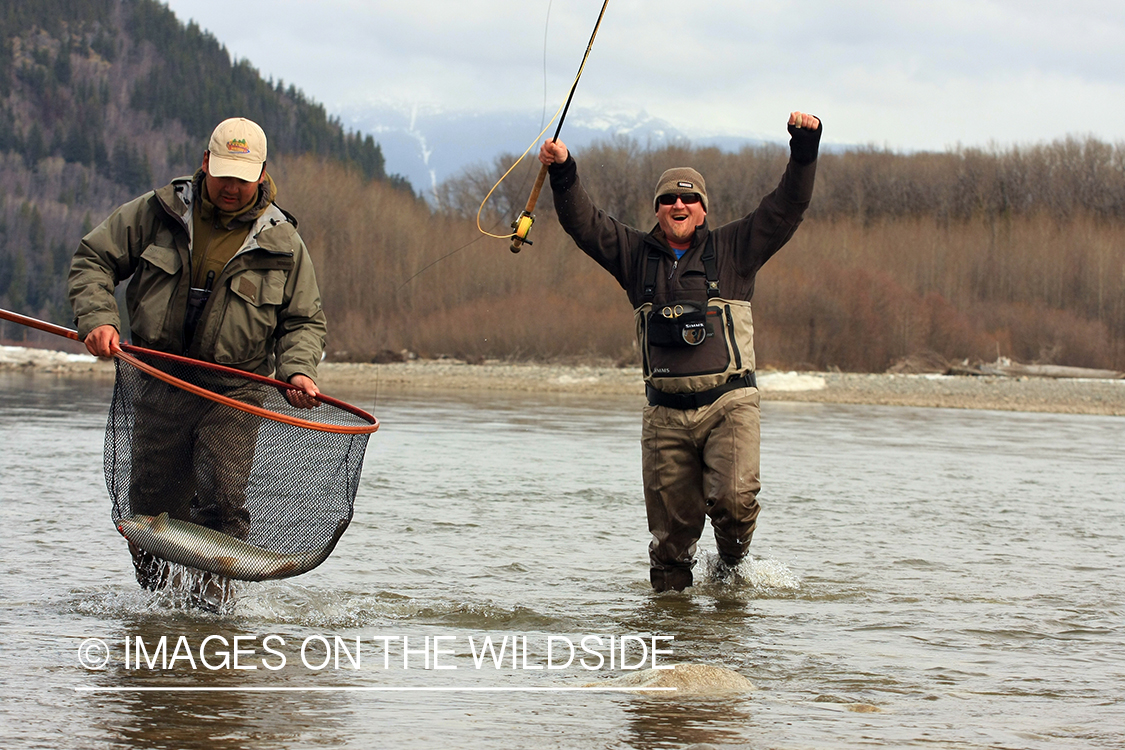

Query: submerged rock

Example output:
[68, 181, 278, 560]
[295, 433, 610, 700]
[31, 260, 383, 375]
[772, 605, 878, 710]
[583, 663, 755, 694]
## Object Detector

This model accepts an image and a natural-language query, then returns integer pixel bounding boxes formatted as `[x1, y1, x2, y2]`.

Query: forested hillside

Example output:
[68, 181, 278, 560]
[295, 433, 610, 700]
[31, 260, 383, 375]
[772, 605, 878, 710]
[0, 0, 408, 327]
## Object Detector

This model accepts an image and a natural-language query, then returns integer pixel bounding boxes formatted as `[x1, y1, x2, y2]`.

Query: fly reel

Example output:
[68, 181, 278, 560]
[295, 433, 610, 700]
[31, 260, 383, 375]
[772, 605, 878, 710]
[510, 211, 535, 253]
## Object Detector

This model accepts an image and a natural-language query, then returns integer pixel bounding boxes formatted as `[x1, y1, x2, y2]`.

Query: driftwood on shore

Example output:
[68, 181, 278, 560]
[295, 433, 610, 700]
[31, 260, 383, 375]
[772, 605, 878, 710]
[989, 363, 1123, 380]
[892, 352, 1124, 380]
[949, 362, 1125, 380]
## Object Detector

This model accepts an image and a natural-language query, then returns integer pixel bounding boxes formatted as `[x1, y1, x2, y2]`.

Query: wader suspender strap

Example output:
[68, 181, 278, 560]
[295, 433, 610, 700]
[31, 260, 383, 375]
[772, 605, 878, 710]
[184, 270, 215, 351]
[642, 235, 718, 303]
[642, 248, 661, 303]
[700, 236, 719, 299]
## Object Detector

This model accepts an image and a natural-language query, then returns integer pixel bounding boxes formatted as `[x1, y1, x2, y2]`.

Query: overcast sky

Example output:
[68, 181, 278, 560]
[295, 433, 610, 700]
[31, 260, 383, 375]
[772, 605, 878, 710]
[161, 0, 1125, 152]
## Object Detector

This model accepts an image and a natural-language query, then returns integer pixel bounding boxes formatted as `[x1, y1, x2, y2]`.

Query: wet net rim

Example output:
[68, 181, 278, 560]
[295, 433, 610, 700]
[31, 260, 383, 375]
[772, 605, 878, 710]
[0, 308, 378, 434]
[117, 345, 379, 435]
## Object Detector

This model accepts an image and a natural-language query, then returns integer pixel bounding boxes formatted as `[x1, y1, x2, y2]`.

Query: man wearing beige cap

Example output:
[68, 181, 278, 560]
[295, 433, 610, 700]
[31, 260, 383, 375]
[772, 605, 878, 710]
[68, 117, 327, 606]
[539, 111, 821, 592]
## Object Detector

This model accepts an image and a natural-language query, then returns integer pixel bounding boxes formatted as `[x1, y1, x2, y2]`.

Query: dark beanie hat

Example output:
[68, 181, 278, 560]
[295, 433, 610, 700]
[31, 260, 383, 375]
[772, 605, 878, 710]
[653, 167, 708, 212]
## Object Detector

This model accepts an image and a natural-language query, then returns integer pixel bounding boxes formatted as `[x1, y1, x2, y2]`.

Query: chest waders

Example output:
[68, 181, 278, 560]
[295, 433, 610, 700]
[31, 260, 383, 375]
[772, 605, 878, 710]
[183, 269, 215, 352]
[634, 237, 758, 407]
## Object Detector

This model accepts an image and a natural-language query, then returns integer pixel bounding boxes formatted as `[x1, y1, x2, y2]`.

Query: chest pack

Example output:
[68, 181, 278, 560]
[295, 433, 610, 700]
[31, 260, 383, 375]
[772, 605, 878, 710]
[634, 237, 757, 395]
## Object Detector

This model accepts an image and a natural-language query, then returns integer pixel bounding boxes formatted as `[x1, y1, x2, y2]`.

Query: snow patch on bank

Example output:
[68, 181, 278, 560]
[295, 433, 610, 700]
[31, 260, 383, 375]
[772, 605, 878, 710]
[757, 371, 826, 392]
[0, 345, 95, 366]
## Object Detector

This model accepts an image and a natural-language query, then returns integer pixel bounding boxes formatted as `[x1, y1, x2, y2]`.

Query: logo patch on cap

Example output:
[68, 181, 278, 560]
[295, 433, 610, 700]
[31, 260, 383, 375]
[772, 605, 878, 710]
[677, 181, 694, 189]
[226, 138, 251, 155]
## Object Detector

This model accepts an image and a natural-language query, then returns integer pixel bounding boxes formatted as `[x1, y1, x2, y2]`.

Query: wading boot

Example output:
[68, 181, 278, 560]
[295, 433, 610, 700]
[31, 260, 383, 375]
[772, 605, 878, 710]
[187, 572, 234, 614]
[129, 541, 169, 591]
[713, 553, 746, 583]
[650, 565, 693, 592]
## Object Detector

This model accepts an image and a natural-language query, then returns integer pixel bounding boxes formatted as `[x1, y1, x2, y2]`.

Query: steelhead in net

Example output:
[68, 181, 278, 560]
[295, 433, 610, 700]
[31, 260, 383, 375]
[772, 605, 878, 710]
[106, 345, 378, 581]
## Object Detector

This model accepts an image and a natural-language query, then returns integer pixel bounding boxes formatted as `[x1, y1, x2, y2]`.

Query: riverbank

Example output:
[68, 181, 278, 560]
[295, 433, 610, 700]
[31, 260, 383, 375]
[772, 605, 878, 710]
[3, 346, 1123, 415]
[316, 360, 1125, 416]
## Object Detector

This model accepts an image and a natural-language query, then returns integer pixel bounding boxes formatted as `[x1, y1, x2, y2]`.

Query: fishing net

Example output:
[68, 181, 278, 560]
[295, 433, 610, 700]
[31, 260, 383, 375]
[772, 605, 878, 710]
[105, 345, 378, 581]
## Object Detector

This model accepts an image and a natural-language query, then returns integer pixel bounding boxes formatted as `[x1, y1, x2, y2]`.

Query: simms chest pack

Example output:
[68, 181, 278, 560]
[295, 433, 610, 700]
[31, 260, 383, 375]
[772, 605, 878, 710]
[634, 236, 757, 395]
[647, 300, 709, 347]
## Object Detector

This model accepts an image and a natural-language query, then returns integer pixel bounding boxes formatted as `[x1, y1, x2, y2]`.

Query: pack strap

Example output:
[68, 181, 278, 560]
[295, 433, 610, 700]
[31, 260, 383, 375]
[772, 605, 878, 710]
[643, 247, 662, 302]
[700, 235, 720, 298]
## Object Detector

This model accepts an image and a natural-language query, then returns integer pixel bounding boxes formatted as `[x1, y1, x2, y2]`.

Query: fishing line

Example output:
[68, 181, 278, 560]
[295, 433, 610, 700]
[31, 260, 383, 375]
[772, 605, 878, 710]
[479, 0, 610, 251]
[396, 0, 560, 291]
[542, 0, 553, 127]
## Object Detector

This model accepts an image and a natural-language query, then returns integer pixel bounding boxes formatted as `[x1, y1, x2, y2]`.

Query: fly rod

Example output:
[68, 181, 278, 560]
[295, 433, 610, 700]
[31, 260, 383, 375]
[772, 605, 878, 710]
[509, 0, 610, 253]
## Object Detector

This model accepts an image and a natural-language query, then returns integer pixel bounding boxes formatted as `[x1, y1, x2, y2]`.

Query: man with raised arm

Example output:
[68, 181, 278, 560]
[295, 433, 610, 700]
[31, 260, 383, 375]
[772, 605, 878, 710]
[539, 112, 822, 591]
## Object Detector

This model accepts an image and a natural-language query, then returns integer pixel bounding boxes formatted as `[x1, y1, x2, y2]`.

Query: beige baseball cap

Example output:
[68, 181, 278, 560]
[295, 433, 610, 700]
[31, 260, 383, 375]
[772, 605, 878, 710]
[207, 117, 267, 181]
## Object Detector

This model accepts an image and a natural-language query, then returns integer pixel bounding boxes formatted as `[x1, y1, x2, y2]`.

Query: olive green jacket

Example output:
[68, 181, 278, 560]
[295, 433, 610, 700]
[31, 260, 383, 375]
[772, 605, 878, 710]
[68, 176, 327, 383]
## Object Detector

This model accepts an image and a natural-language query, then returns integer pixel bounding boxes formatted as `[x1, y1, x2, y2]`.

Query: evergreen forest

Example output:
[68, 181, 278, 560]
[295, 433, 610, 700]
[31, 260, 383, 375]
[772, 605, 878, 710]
[0, 0, 407, 327]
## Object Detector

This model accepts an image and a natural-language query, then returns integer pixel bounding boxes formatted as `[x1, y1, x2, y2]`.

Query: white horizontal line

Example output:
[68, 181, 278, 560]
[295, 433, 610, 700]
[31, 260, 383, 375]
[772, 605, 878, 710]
[74, 686, 677, 693]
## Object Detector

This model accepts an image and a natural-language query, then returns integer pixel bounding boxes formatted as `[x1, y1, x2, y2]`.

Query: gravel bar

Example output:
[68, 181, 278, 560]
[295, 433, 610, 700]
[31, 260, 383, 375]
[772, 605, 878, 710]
[317, 360, 1125, 416]
[3, 347, 1122, 416]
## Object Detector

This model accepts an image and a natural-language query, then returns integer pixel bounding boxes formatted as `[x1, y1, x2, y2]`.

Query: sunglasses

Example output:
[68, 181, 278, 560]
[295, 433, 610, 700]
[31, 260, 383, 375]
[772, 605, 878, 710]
[656, 192, 702, 206]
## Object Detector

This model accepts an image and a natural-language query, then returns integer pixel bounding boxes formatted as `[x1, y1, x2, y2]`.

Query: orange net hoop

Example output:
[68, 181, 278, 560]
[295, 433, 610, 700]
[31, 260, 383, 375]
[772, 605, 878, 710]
[0, 308, 377, 434]
[1, 308, 379, 581]
[115, 344, 378, 435]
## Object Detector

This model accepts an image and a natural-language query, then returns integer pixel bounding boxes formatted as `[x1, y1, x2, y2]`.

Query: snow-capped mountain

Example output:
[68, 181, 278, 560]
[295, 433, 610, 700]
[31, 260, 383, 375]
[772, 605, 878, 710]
[339, 103, 772, 199]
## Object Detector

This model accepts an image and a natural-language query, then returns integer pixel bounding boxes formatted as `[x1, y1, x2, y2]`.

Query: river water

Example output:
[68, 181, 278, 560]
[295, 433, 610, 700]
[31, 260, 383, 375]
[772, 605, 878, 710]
[0, 371, 1122, 749]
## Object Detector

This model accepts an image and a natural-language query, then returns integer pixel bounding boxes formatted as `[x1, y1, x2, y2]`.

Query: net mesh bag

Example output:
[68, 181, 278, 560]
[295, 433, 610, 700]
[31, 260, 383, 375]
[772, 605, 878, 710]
[104, 346, 377, 581]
